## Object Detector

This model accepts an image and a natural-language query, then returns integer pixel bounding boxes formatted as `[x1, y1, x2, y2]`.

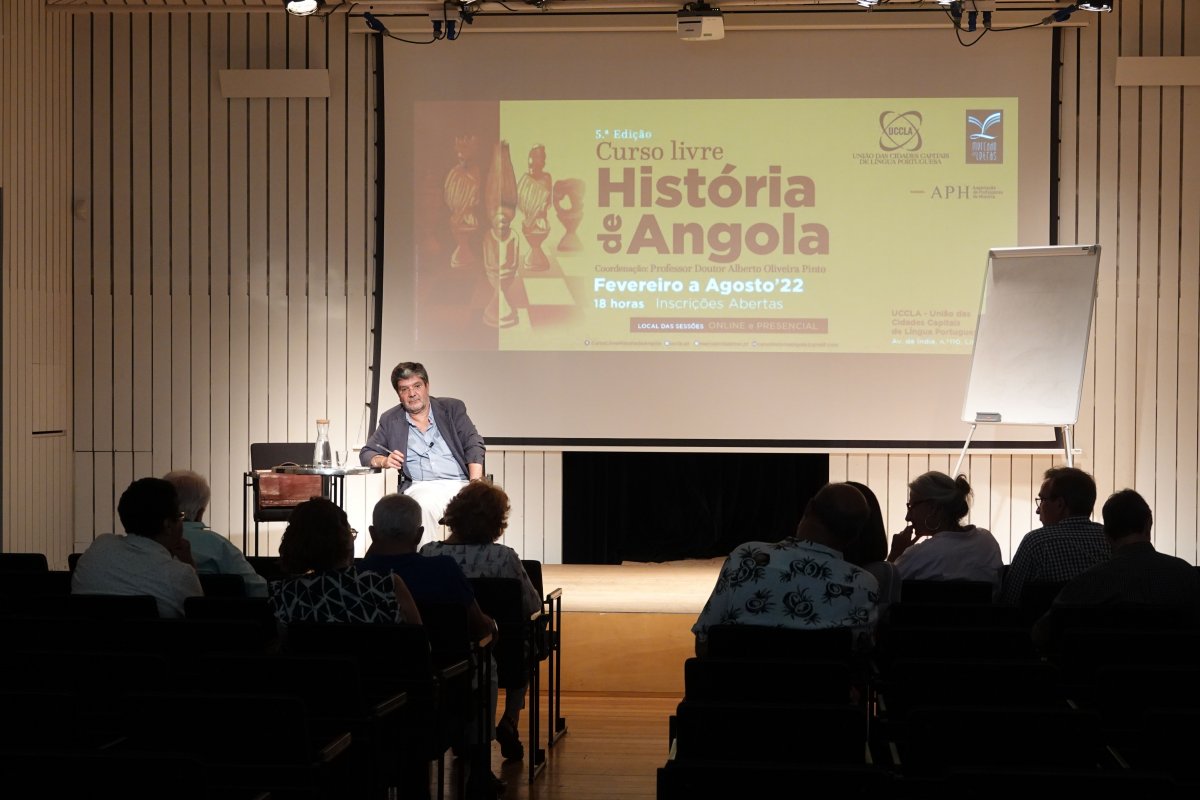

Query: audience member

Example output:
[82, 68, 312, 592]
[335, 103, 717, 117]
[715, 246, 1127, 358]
[1046, 489, 1200, 609]
[361, 493, 495, 641]
[1000, 466, 1108, 605]
[420, 482, 541, 768]
[691, 482, 879, 654]
[71, 477, 203, 617]
[844, 481, 899, 607]
[888, 471, 1002, 594]
[165, 469, 268, 597]
[269, 497, 421, 625]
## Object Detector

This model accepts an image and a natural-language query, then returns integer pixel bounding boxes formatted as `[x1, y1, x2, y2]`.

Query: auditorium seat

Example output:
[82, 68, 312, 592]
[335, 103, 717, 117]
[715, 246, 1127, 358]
[704, 624, 856, 660]
[0, 552, 49, 572]
[522, 558, 568, 766]
[117, 691, 352, 799]
[672, 700, 870, 766]
[198, 572, 247, 597]
[894, 706, 1112, 774]
[900, 579, 994, 604]
[192, 652, 408, 798]
[284, 621, 471, 799]
[470, 576, 548, 783]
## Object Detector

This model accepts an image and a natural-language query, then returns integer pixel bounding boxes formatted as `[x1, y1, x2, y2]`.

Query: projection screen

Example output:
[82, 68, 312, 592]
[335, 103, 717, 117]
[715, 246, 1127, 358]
[381, 22, 1057, 447]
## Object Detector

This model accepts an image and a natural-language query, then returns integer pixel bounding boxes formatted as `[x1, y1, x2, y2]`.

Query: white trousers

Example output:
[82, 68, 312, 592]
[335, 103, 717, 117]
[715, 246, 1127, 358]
[404, 478, 468, 550]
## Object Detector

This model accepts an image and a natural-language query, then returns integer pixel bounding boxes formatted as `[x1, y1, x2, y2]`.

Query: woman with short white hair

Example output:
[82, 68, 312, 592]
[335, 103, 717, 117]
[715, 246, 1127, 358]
[887, 471, 1002, 593]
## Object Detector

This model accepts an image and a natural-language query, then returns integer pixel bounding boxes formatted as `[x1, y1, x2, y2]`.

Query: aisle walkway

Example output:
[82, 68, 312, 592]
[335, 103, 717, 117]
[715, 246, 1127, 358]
[440, 693, 681, 800]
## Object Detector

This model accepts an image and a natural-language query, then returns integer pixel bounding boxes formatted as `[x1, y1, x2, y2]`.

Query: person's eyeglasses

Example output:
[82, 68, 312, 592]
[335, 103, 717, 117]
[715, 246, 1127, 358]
[1035, 495, 1056, 508]
[906, 499, 928, 510]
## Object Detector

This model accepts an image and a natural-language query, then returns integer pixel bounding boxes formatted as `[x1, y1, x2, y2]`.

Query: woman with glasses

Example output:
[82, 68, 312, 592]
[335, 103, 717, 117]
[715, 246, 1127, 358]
[886, 471, 1002, 593]
[270, 496, 421, 625]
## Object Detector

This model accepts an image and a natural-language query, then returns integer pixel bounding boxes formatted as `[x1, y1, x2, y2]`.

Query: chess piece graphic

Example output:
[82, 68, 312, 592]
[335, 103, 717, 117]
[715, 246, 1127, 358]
[517, 145, 553, 271]
[553, 178, 585, 252]
[444, 135, 482, 269]
[482, 141, 520, 329]
[416, 169, 445, 258]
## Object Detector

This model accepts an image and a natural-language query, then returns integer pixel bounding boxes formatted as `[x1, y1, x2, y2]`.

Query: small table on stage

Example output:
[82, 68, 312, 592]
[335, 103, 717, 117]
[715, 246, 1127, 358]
[272, 464, 379, 508]
[243, 464, 380, 556]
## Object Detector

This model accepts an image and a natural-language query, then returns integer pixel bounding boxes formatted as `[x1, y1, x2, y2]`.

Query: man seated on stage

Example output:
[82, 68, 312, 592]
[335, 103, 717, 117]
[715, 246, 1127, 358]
[165, 469, 268, 598]
[1033, 488, 1200, 649]
[691, 482, 879, 656]
[360, 362, 485, 548]
[1000, 466, 1109, 606]
[72, 477, 204, 618]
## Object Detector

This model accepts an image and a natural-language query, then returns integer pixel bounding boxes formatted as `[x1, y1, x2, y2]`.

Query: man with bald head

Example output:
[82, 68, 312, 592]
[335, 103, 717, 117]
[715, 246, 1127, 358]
[691, 482, 880, 655]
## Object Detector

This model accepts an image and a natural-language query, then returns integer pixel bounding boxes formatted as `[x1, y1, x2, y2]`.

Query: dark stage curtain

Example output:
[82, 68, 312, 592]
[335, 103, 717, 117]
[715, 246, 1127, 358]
[562, 452, 829, 564]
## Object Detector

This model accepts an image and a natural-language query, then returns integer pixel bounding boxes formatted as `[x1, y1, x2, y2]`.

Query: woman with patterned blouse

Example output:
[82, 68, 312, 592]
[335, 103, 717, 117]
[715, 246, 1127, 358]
[420, 481, 541, 763]
[270, 497, 422, 625]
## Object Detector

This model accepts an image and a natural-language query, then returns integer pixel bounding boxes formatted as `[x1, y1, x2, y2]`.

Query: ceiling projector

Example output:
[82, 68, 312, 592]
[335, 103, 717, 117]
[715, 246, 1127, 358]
[677, 3, 724, 41]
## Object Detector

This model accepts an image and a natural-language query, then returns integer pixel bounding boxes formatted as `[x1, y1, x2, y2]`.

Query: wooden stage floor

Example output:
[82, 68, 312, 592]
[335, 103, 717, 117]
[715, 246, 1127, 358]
[539, 560, 723, 695]
[541, 559, 722, 614]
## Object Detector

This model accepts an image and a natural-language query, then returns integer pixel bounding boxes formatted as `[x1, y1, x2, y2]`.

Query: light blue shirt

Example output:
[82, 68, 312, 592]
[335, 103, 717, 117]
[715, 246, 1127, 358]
[182, 520, 269, 598]
[406, 407, 467, 482]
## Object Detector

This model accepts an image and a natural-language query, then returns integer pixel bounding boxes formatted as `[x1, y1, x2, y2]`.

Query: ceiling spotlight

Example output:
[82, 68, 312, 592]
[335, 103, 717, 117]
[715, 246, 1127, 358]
[284, 0, 321, 16]
[1078, 1, 1113, 10]
[856, 0, 881, 6]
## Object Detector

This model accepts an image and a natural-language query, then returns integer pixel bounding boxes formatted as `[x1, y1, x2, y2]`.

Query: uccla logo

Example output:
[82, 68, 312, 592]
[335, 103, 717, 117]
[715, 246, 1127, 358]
[879, 111, 923, 152]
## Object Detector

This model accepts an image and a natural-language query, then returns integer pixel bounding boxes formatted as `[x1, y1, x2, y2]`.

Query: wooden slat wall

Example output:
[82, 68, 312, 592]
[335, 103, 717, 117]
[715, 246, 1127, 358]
[832, 1, 1200, 565]
[57, 1, 1200, 567]
[0, 1, 74, 565]
[70, 11, 383, 558]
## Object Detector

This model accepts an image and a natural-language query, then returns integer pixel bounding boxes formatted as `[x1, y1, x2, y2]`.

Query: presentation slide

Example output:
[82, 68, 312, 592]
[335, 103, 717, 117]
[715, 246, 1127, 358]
[413, 97, 1016, 356]
[383, 27, 1055, 445]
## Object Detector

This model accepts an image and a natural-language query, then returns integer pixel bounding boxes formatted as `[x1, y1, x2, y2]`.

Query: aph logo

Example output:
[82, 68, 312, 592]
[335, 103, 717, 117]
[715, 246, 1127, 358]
[966, 109, 1004, 164]
[878, 111, 923, 152]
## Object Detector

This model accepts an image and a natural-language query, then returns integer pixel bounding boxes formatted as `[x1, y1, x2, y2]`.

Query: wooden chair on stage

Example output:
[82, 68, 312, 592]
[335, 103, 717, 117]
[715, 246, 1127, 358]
[243, 442, 322, 557]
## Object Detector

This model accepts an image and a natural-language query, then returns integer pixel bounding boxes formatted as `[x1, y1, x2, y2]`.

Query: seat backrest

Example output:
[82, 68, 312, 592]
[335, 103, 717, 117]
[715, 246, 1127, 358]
[468, 577, 530, 689]
[185, 595, 274, 624]
[66, 593, 160, 620]
[886, 602, 1024, 629]
[0, 569, 72, 603]
[246, 556, 287, 582]
[197, 572, 246, 598]
[1018, 580, 1069, 622]
[705, 624, 855, 660]
[250, 442, 315, 470]
[416, 601, 475, 666]
[0, 553, 49, 572]
[684, 657, 853, 704]
[902, 706, 1104, 769]
[674, 700, 867, 765]
[880, 658, 1066, 716]
[285, 621, 434, 685]
[900, 580, 994, 605]
[469, 577, 527, 626]
[521, 559, 544, 598]
[877, 624, 1037, 664]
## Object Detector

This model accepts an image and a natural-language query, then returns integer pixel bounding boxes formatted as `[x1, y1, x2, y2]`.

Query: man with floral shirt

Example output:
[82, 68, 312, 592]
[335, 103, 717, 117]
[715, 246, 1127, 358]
[692, 482, 880, 655]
